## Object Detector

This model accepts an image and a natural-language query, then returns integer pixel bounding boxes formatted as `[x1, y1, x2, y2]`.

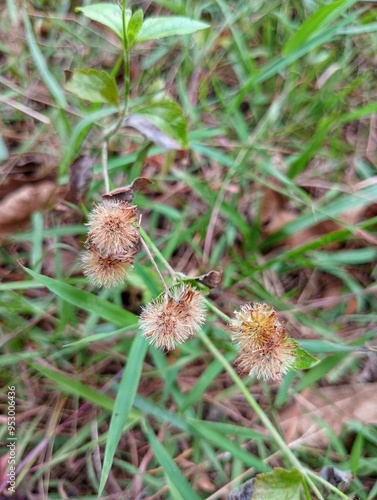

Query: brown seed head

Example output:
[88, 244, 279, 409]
[86, 200, 139, 255]
[236, 337, 297, 381]
[81, 247, 135, 288]
[230, 302, 285, 350]
[139, 284, 206, 351]
[230, 302, 297, 381]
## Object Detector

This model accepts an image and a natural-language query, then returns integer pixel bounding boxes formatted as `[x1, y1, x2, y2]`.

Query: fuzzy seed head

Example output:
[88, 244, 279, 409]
[139, 284, 206, 351]
[230, 302, 285, 351]
[86, 200, 139, 255]
[81, 248, 134, 288]
[230, 302, 297, 381]
[236, 338, 297, 381]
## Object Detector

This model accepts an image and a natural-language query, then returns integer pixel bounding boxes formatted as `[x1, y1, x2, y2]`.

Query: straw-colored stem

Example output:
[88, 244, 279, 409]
[101, 141, 110, 194]
[139, 235, 172, 298]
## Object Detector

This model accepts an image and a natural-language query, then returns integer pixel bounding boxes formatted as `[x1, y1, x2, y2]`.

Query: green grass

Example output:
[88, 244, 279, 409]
[1, 0, 377, 498]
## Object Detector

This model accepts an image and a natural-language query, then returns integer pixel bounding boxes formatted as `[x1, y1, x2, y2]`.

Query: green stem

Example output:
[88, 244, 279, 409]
[139, 227, 348, 500]
[139, 235, 172, 298]
[121, 0, 130, 117]
[204, 298, 231, 324]
[100, 0, 131, 190]
[306, 469, 349, 500]
[196, 329, 324, 500]
[101, 141, 110, 193]
[139, 227, 176, 278]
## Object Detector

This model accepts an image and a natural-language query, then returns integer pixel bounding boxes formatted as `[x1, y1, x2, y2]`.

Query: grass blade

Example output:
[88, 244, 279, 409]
[23, 267, 137, 327]
[142, 420, 202, 500]
[22, 7, 67, 109]
[283, 0, 357, 56]
[30, 362, 114, 411]
[98, 334, 148, 497]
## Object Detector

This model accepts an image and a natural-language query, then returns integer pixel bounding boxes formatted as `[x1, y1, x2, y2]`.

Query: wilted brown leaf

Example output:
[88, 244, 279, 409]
[65, 155, 94, 204]
[102, 177, 152, 203]
[280, 383, 377, 448]
[0, 181, 65, 234]
[123, 114, 183, 150]
[196, 269, 223, 289]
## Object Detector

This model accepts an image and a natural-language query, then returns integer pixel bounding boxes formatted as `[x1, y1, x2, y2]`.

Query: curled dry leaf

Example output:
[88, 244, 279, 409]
[102, 177, 152, 203]
[0, 181, 64, 234]
[196, 269, 223, 289]
[320, 466, 352, 487]
[123, 114, 183, 150]
[65, 155, 94, 204]
[280, 383, 377, 448]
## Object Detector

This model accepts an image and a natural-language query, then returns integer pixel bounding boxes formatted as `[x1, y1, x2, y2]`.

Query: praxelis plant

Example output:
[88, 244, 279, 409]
[68, 1, 316, 374]
[59, 3, 349, 499]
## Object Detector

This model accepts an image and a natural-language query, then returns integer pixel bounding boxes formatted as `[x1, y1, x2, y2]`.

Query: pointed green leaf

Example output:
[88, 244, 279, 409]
[283, 0, 357, 55]
[129, 100, 188, 149]
[135, 16, 210, 44]
[143, 420, 202, 500]
[23, 267, 136, 327]
[291, 346, 319, 371]
[128, 9, 144, 46]
[65, 69, 119, 106]
[253, 468, 303, 499]
[98, 334, 148, 497]
[76, 3, 131, 40]
[30, 363, 114, 410]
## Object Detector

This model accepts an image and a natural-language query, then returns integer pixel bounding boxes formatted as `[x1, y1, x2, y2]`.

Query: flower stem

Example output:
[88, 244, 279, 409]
[306, 469, 349, 499]
[139, 227, 176, 278]
[139, 234, 172, 298]
[197, 328, 325, 499]
[139, 220, 348, 499]
[101, 141, 110, 194]
[204, 298, 231, 324]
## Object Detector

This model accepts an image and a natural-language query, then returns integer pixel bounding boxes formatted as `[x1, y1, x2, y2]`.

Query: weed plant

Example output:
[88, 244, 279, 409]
[1, 1, 377, 499]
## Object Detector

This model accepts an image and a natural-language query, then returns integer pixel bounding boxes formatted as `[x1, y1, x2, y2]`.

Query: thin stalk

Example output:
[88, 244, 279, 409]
[101, 141, 110, 193]
[121, 0, 130, 117]
[204, 298, 231, 323]
[197, 328, 325, 500]
[306, 469, 349, 500]
[101, 0, 131, 160]
[139, 227, 176, 278]
[138, 219, 348, 500]
[139, 235, 172, 298]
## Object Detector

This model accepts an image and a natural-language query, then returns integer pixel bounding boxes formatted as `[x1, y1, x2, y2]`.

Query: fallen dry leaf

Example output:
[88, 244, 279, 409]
[65, 155, 94, 205]
[0, 181, 64, 234]
[280, 383, 377, 448]
[102, 177, 152, 203]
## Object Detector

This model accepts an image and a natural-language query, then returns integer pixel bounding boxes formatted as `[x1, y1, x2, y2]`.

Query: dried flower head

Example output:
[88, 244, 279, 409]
[139, 284, 206, 351]
[86, 200, 139, 255]
[81, 247, 135, 288]
[230, 302, 297, 381]
[236, 336, 297, 381]
[230, 302, 285, 351]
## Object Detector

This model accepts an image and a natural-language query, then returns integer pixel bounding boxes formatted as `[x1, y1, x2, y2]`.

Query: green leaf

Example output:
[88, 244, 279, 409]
[143, 420, 202, 500]
[76, 3, 131, 40]
[65, 69, 119, 106]
[30, 363, 114, 410]
[135, 16, 210, 44]
[23, 267, 136, 327]
[283, 0, 357, 56]
[253, 468, 303, 499]
[130, 100, 188, 149]
[98, 334, 148, 497]
[23, 8, 67, 109]
[128, 9, 144, 46]
[189, 419, 269, 472]
[291, 346, 319, 371]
